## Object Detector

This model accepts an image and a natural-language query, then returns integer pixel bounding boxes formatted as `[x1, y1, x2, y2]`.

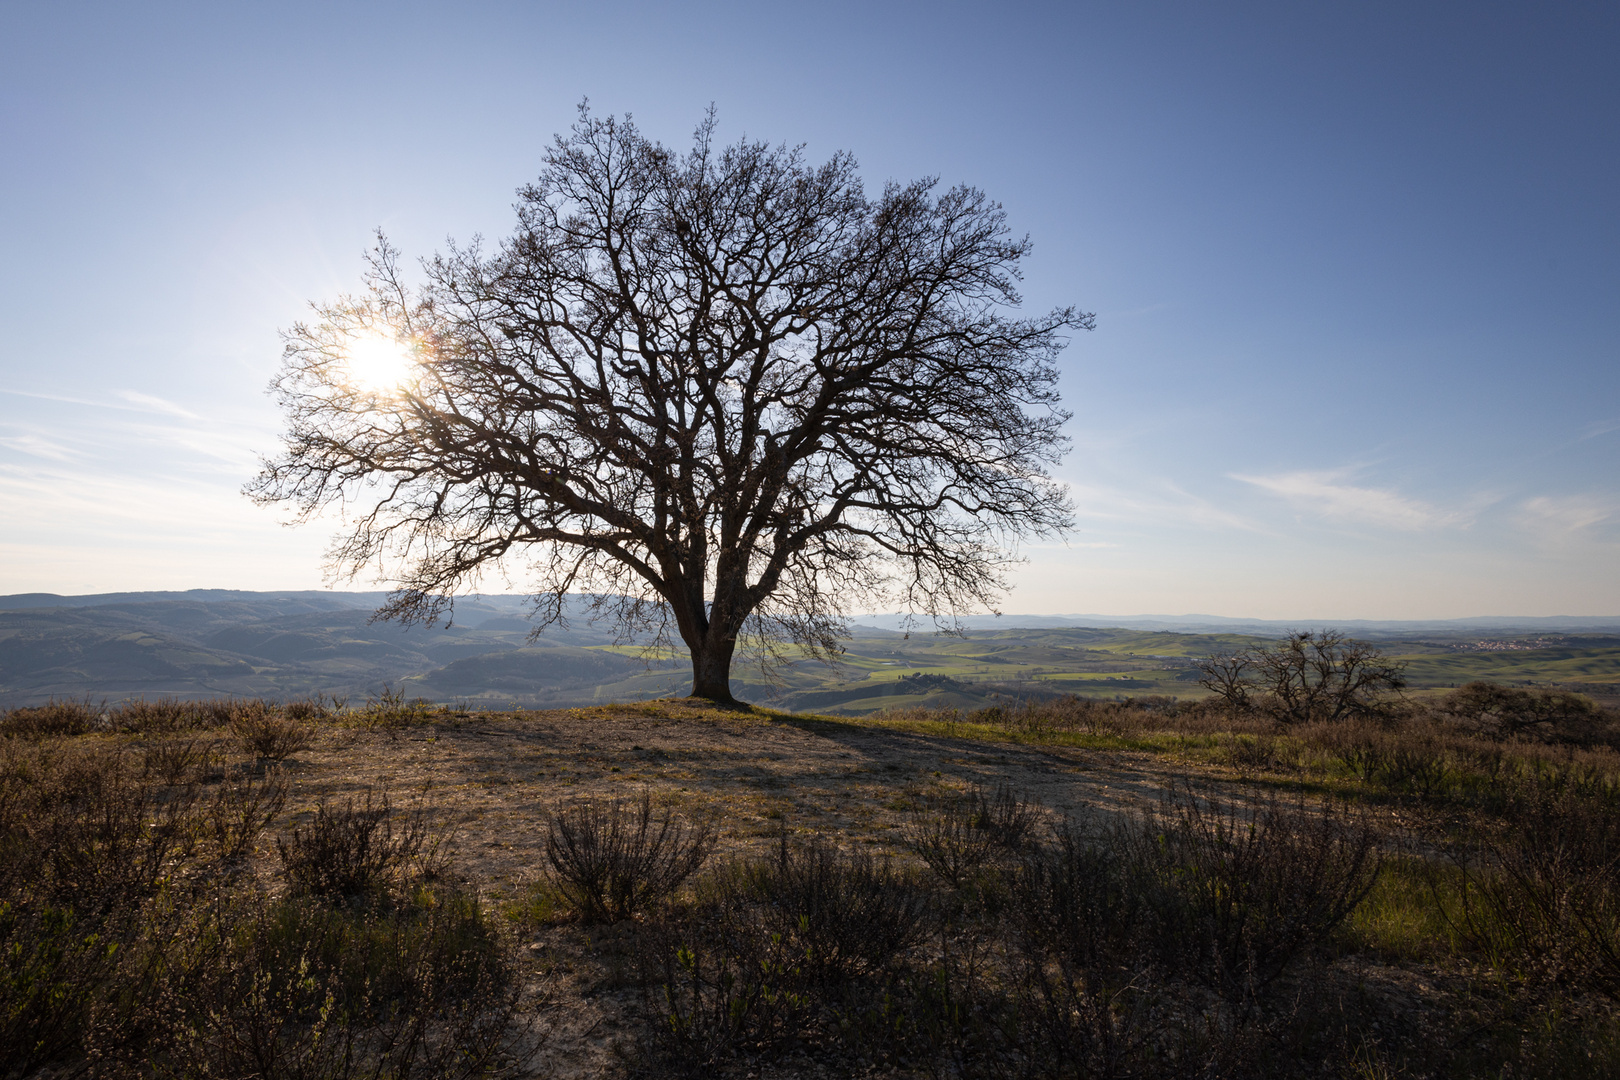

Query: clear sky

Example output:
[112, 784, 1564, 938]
[1, 1, 1616, 618]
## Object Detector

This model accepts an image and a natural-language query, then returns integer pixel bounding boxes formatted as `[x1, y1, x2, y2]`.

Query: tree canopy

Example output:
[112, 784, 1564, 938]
[250, 107, 1090, 701]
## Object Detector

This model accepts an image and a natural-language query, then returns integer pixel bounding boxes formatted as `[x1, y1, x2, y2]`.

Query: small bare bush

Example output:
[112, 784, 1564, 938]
[1139, 782, 1383, 1005]
[278, 786, 438, 899]
[0, 698, 101, 738]
[903, 781, 1038, 887]
[114, 698, 206, 735]
[636, 835, 933, 1068]
[734, 833, 934, 980]
[1453, 776, 1620, 997]
[141, 737, 213, 786]
[230, 702, 315, 761]
[544, 793, 715, 922]
[208, 767, 289, 863]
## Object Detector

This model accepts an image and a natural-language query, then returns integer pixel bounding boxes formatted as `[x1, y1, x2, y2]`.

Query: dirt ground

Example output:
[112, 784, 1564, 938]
[253, 701, 1196, 1077]
[281, 701, 1183, 887]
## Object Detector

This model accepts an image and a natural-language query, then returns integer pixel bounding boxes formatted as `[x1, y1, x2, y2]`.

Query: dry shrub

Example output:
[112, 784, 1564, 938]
[171, 889, 532, 1080]
[1453, 775, 1620, 997]
[0, 698, 102, 738]
[113, 698, 207, 735]
[140, 736, 214, 786]
[0, 734, 532, 1080]
[0, 742, 195, 912]
[230, 701, 315, 761]
[729, 833, 934, 981]
[358, 686, 437, 736]
[208, 767, 289, 863]
[278, 786, 439, 899]
[1440, 682, 1610, 744]
[636, 835, 933, 1069]
[544, 793, 715, 922]
[1138, 783, 1383, 1005]
[903, 780, 1039, 887]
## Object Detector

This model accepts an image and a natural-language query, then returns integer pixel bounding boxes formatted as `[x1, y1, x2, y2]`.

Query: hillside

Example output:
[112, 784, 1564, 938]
[2, 591, 1618, 709]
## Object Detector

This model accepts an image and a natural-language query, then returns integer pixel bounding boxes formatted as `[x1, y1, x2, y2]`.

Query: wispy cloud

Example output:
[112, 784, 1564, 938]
[1062, 479, 1264, 533]
[2, 386, 199, 419]
[1580, 417, 1620, 440]
[1519, 494, 1620, 538]
[114, 389, 199, 419]
[1230, 469, 1458, 531]
[0, 433, 79, 461]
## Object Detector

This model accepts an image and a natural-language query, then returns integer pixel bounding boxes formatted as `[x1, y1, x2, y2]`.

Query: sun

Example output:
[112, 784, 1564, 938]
[343, 331, 418, 393]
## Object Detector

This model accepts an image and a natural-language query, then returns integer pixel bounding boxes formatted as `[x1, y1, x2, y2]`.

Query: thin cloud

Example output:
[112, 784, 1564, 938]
[1230, 469, 1456, 531]
[0, 434, 78, 461]
[1, 386, 199, 419]
[1520, 494, 1620, 537]
[1580, 417, 1620, 440]
[114, 389, 199, 419]
[1062, 479, 1264, 533]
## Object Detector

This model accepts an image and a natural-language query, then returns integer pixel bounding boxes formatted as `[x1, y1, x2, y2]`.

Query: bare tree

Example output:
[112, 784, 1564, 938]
[1198, 630, 1407, 726]
[249, 107, 1089, 702]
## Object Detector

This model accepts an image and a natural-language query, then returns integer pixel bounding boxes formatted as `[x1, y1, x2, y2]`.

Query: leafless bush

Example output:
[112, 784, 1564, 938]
[903, 781, 1039, 887]
[166, 889, 534, 1080]
[283, 697, 331, 723]
[544, 793, 715, 922]
[0, 698, 102, 738]
[141, 737, 214, 786]
[1138, 783, 1383, 1005]
[1452, 776, 1620, 997]
[277, 786, 438, 899]
[208, 767, 289, 864]
[737, 833, 934, 980]
[114, 698, 207, 734]
[359, 686, 437, 736]
[230, 702, 315, 761]
[636, 835, 933, 1069]
[903, 793, 998, 888]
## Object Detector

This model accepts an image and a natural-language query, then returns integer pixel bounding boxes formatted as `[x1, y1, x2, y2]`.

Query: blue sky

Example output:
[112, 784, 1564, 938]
[1, 1, 1616, 618]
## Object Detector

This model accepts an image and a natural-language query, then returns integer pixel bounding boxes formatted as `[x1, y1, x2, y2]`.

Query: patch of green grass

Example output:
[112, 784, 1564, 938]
[502, 880, 567, 929]
[1340, 856, 1468, 962]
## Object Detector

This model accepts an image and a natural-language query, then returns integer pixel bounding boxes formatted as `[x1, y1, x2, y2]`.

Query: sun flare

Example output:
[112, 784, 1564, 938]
[343, 332, 417, 394]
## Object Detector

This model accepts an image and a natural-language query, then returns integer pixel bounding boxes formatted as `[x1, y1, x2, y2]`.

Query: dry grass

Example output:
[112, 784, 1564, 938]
[3, 690, 1620, 1078]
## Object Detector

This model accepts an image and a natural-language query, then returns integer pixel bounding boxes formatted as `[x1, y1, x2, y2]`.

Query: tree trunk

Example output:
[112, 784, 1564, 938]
[688, 635, 738, 704]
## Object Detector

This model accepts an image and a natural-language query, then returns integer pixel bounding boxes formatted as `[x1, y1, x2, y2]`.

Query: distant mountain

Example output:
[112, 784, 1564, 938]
[851, 612, 1620, 637]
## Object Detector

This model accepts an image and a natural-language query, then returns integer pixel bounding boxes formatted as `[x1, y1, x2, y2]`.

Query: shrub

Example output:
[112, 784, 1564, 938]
[1441, 682, 1607, 743]
[1138, 782, 1383, 1005]
[1452, 775, 1620, 997]
[0, 698, 101, 738]
[230, 702, 315, 761]
[277, 786, 438, 899]
[141, 736, 213, 786]
[114, 698, 206, 735]
[544, 793, 714, 922]
[208, 767, 289, 864]
[902, 791, 997, 888]
[635, 835, 933, 1070]
[1, 743, 197, 913]
[169, 888, 532, 1080]
[732, 833, 934, 981]
[903, 781, 1038, 887]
